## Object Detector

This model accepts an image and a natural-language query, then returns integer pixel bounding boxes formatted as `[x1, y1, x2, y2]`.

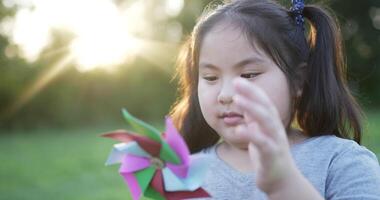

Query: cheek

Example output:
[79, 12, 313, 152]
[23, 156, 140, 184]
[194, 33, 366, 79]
[270, 88, 292, 124]
[198, 82, 217, 123]
[257, 71, 292, 125]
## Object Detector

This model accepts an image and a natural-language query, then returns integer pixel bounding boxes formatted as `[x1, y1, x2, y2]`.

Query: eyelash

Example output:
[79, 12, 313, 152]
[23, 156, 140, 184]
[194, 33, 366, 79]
[203, 76, 218, 81]
[203, 73, 260, 82]
[240, 73, 260, 79]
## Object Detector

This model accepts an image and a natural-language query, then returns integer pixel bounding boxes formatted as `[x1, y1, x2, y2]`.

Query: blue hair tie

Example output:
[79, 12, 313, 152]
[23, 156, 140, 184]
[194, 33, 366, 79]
[290, 0, 305, 28]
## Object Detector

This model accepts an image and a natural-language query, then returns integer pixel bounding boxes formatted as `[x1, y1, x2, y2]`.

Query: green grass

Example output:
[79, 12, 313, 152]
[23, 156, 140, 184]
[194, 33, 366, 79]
[0, 127, 135, 200]
[0, 112, 379, 200]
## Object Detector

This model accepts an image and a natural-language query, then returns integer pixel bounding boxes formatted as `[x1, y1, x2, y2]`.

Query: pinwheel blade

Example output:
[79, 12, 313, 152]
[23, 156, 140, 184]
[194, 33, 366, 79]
[159, 142, 181, 165]
[120, 166, 156, 200]
[162, 116, 190, 175]
[119, 154, 151, 173]
[150, 168, 210, 200]
[144, 186, 166, 200]
[163, 155, 210, 192]
[104, 130, 162, 157]
[122, 109, 162, 142]
[105, 142, 150, 165]
[120, 172, 141, 200]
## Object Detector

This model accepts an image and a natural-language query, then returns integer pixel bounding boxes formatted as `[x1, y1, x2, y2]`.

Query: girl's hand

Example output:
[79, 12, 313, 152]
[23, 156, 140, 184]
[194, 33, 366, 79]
[232, 78, 300, 195]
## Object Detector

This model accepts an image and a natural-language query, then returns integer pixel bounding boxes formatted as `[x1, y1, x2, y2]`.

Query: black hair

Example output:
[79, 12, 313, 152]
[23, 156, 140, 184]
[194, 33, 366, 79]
[170, 0, 363, 153]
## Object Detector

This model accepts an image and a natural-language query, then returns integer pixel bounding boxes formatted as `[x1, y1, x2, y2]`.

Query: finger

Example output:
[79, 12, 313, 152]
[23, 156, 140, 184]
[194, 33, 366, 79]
[234, 94, 283, 141]
[236, 123, 277, 158]
[233, 78, 279, 117]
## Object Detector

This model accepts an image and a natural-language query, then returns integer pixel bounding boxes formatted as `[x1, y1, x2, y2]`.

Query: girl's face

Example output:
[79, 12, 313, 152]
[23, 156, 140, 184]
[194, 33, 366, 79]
[198, 23, 292, 149]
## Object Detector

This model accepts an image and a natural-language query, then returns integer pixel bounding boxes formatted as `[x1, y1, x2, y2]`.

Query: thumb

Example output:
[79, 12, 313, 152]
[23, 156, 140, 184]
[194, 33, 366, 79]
[248, 142, 260, 171]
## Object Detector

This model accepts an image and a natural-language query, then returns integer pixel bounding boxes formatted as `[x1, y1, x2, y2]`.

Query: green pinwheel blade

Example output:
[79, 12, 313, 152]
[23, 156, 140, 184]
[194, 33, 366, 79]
[159, 142, 181, 164]
[135, 166, 156, 195]
[144, 186, 165, 200]
[122, 109, 162, 142]
[122, 108, 181, 164]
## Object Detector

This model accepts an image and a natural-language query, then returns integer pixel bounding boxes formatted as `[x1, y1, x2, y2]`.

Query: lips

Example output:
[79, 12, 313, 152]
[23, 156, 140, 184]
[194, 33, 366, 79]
[220, 111, 243, 126]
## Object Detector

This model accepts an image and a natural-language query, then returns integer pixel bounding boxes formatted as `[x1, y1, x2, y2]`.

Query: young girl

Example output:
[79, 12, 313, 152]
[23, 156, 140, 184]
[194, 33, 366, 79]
[169, 0, 380, 199]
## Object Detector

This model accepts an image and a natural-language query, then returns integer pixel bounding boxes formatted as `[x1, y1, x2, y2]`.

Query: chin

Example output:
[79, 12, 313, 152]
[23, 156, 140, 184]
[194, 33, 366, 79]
[223, 138, 250, 150]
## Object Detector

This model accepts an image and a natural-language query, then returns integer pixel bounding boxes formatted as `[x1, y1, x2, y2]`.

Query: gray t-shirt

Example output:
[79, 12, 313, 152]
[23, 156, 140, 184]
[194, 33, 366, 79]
[192, 135, 380, 200]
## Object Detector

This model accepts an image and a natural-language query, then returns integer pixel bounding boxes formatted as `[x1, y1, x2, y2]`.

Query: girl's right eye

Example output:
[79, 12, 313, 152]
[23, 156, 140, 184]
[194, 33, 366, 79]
[203, 76, 218, 82]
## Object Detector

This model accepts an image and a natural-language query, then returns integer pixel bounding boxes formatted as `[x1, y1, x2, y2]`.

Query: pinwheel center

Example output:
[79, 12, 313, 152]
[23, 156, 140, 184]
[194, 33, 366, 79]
[150, 157, 165, 169]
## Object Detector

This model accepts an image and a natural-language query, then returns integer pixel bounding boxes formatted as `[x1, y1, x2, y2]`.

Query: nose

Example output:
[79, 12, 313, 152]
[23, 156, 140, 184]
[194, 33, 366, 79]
[217, 79, 235, 105]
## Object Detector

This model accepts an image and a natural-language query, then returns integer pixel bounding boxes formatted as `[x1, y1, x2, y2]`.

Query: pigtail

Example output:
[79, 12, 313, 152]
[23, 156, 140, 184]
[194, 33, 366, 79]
[297, 5, 363, 143]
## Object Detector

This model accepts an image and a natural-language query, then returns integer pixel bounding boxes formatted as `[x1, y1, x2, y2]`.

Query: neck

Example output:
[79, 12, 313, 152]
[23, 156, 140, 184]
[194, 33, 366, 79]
[217, 141, 253, 172]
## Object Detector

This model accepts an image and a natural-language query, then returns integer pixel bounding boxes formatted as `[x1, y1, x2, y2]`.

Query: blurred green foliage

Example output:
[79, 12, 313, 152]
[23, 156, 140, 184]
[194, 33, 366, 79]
[0, 0, 379, 129]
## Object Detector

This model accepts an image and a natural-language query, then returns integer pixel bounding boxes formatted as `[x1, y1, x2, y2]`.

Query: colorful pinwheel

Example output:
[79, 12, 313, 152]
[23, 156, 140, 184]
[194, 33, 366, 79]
[103, 109, 210, 200]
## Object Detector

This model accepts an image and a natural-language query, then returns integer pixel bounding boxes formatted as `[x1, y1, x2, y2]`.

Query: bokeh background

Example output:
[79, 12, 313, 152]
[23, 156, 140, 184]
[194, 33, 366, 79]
[0, 0, 379, 199]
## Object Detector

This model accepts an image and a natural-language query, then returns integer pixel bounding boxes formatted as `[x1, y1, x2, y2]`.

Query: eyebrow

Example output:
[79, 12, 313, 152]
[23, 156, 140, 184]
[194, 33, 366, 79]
[199, 57, 266, 70]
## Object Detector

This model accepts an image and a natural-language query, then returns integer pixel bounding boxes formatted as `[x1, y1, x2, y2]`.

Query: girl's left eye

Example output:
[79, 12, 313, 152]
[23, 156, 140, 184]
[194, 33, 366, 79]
[241, 73, 260, 79]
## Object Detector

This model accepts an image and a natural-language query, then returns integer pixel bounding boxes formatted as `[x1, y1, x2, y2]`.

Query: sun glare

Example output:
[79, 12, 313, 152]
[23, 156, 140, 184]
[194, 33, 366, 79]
[66, 1, 144, 72]
[0, 0, 185, 117]
[0, 0, 167, 72]
[70, 34, 141, 72]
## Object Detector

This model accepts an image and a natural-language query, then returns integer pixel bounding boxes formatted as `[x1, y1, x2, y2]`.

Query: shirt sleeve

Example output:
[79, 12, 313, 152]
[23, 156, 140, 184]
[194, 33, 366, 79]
[326, 142, 380, 200]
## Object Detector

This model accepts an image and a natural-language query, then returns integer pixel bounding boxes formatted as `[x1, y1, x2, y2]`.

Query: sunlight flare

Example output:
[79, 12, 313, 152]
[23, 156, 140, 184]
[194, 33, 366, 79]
[3, 54, 74, 118]
[1, 0, 150, 71]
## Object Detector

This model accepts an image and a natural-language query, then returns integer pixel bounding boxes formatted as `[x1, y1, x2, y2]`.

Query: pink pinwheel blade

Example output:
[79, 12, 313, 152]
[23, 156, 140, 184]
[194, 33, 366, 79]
[121, 166, 156, 200]
[165, 163, 189, 179]
[120, 173, 142, 200]
[119, 154, 150, 173]
[164, 117, 190, 177]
